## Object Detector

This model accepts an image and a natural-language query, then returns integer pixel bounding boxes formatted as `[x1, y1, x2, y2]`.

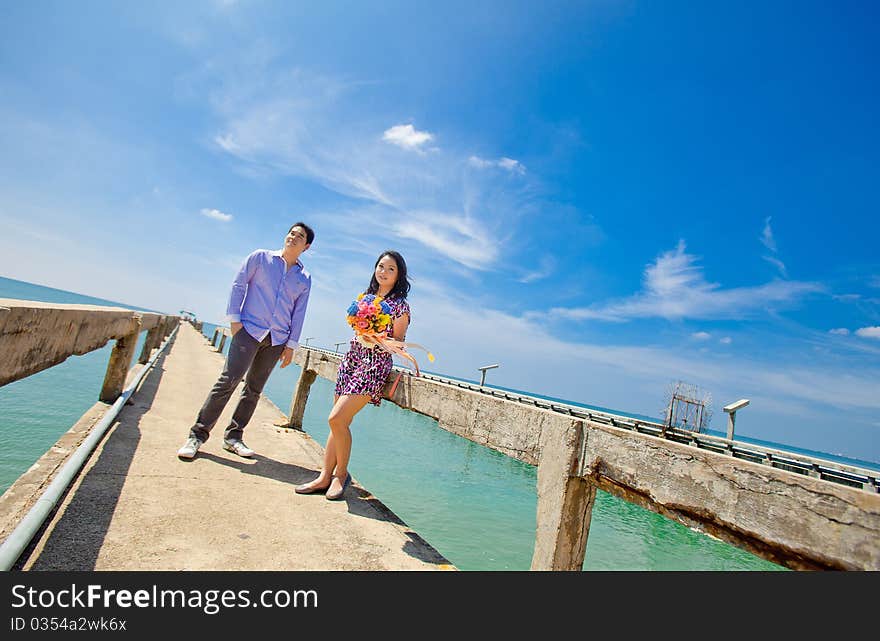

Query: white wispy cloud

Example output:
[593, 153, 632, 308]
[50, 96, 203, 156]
[467, 155, 493, 169]
[200, 208, 233, 222]
[208, 67, 397, 206]
[213, 110, 395, 206]
[498, 157, 525, 173]
[204, 64, 540, 265]
[194, 60, 586, 282]
[829, 328, 850, 335]
[762, 255, 788, 278]
[519, 255, 556, 283]
[691, 331, 711, 341]
[469, 155, 526, 175]
[547, 240, 825, 322]
[382, 123, 435, 152]
[393, 211, 499, 270]
[855, 326, 880, 339]
[760, 216, 777, 252]
[719, 336, 732, 344]
[759, 216, 787, 277]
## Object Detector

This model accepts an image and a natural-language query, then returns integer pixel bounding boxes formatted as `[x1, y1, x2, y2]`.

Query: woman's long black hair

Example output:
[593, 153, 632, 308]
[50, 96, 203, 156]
[366, 250, 411, 299]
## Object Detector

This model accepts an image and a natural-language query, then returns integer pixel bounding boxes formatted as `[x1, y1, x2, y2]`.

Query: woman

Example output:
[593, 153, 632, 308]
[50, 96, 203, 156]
[295, 250, 412, 500]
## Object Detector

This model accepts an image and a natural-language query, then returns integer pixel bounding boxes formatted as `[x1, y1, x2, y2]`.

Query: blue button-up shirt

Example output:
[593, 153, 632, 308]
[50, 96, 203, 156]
[226, 249, 311, 349]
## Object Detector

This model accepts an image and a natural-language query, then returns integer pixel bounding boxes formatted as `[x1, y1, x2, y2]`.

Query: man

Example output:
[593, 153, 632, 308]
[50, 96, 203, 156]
[177, 222, 314, 460]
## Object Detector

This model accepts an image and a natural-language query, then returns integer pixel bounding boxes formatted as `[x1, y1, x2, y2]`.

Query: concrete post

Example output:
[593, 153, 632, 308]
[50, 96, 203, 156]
[531, 420, 595, 571]
[159, 318, 170, 341]
[286, 351, 317, 430]
[155, 319, 166, 347]
[100, 323, 141, 403]
[137, 323, 163, 365]
[211, 328, 220, 347]
[160, 318, 168, 340]
[217, 331, 228, 353]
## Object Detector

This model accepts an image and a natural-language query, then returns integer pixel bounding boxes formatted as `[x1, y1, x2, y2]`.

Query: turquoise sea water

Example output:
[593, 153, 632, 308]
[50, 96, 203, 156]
[11, 276, 874, 570]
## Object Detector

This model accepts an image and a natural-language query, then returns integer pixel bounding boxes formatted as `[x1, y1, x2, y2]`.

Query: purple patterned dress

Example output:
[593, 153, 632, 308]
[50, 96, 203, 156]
[334, 295, 411, 406]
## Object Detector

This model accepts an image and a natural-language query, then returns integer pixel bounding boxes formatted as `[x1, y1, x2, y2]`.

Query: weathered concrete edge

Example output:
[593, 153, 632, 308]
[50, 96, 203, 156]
[581, 423, 880, 570]
[0, 300, 170, 388]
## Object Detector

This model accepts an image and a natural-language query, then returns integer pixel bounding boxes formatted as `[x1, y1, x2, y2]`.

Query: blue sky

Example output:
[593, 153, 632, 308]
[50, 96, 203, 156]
[2, 1, 879, 462]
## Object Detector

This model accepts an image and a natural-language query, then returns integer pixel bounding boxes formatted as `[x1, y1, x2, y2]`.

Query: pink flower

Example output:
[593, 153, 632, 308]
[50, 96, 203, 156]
[356, 318, 370, 330]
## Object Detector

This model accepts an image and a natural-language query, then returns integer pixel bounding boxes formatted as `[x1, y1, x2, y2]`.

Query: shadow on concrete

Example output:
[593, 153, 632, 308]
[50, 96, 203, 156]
[194, 451, 453, 568]
[22, 347, 171, 570]
[192, 451, 317, 486]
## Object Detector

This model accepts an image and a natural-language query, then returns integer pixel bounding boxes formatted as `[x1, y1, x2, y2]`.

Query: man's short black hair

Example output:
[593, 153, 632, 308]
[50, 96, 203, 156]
[289, 222, 315, 245]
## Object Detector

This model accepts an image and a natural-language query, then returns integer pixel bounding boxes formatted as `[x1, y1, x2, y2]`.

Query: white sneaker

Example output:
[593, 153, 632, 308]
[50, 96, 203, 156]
[177, 437, 202, 459]
[223, 439, 254, 458]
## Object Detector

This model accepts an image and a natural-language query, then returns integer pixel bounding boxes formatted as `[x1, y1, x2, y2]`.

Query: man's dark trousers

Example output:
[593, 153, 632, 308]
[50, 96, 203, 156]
[189, 329, 286, 443]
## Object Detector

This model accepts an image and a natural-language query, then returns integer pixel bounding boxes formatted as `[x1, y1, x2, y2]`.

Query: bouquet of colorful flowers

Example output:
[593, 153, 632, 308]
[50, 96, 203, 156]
[344, 292, 434, 375]
[346, 293, 393, 348]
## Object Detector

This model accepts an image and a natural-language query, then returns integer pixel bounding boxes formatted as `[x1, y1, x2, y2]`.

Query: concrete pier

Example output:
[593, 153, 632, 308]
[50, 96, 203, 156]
[0, 316, 452, 571]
